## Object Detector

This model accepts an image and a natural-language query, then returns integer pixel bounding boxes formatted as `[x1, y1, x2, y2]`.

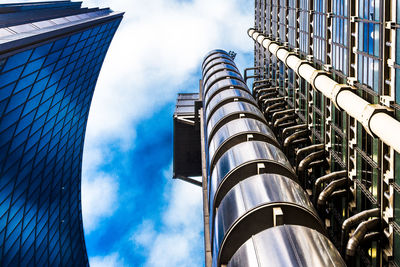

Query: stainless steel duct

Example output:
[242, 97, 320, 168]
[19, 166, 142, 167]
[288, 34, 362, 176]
[204, 79, 249, 107]
[206, 102, 266, 141]
[228, 225, 346, 267]
[205, 89, 257, 120]
[214, 174, 325, 265]
[208, 118, 279, 170]
[201, 50, 344, 267]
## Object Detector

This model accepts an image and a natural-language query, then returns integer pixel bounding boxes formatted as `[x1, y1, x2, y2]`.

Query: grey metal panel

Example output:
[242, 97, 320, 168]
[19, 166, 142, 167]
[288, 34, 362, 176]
[203, 70, 243, 94]
[228, 225, 346, 267]
[203, 64, 239, 86]
[203, 58, 238, 76]
[204, 79, 249, 106]
[206, 102, 264, 141]
[205, 89, 256, 119]
[214, 175, 324, 266]
[209, 141, 296, 215]
[208, 118, 279, 170]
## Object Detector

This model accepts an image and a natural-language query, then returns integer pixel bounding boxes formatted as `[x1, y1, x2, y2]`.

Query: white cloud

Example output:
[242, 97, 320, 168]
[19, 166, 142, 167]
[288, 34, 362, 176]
[81, 173, 119, 233]
[131, 166, 204, 267]
[83, 0, 252, 148]
[80, 0, 253, 264]
[90, 252, 126, 267]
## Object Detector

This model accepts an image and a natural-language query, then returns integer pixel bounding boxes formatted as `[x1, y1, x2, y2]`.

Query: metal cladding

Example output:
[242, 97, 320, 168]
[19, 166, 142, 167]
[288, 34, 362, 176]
[228, 225, 346, 267]
[201, 50, 345, 267]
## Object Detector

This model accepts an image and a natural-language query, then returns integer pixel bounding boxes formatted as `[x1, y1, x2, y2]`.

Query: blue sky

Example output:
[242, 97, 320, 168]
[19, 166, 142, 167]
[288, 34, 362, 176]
[77, 0, 253, 266]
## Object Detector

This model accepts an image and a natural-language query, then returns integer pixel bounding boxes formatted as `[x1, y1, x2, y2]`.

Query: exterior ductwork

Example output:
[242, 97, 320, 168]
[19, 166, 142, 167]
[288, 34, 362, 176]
[247, 28, 400, 154]
[346, 218, 380, 257]
[314, 170, 348, 203]
[228, 225, 346, 267]
[341, 208, 380, 253]
[200, 50, 344, 267]
[317, 177, 348, 210]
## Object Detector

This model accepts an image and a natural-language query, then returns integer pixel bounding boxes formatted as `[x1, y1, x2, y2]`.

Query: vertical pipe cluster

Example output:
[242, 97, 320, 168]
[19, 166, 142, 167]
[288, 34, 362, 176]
[201, 50, 346, 267]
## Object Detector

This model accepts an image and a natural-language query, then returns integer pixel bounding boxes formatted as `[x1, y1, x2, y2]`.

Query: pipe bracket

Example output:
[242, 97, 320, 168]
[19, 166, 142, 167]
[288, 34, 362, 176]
[361, 104, 391, 138]
[256, 34, 266, 44]
[252, 31, 260, 40]
[282, 52, 297, 68]
[247, 28, 256, 37]
[331, 84, 356, 111]
[261, 37, 272, 50]
[310, 70, 329, 90]
[294, 59, 310, 76]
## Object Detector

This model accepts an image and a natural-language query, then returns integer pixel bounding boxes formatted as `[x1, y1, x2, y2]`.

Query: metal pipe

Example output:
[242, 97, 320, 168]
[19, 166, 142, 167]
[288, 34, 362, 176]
[296, 144, 324, 166]
[330, 188, 347, 200]
[283, 129, 309, 153]
[264, 102, 285, 115]
[253, 83, 272, 92]
[258, 91, 278, 102]
[297, 151, 325, 170]
[336, 90, 369, 122]
[282, 124, 307, 140]
[317, 177, 348, 210]
[272, 109, 295, 122]
[263, 96, 285, 106]
[256, 87, 278, 98]
[248, 28, 400, 153]
[370, 112, 400, 154]
[346, 218, 380, 257]
[274, 114, 296, 128]
[253, 79, 270, 87]
[314, 170, 347, 203]
[199, 107, 212, 267]
[360, 231, 380, 245]
[341, 208, 380, 253]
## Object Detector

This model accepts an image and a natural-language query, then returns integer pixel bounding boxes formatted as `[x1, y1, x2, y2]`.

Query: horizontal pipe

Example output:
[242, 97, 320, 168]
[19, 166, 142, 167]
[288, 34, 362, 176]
[370, 112, 400, 153]
[336, 90, 369, 122]
[248, 28, 400, 153]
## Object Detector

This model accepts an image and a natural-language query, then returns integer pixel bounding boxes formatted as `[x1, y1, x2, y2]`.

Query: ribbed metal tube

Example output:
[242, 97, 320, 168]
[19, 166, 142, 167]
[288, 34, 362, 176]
[201, 50, 344, 267]
[228, 225, 346, 267]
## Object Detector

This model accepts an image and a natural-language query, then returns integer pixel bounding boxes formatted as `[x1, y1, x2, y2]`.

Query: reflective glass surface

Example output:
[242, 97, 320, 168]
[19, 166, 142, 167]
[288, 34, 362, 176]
[332, 0, 348, 75]
[0, 12, 121, 266]
[356, 0, 380, 92]
[313, 0, 326, 63]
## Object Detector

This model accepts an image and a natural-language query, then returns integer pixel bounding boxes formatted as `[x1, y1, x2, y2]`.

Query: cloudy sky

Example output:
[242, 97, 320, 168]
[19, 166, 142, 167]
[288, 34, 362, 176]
[78, 0, 253, 266]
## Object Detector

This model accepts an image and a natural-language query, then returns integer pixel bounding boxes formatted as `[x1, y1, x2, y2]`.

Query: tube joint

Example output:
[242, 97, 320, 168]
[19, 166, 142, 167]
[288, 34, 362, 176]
[331, 84, 356, 111]
[294, 59, 311, 76]
[310, 70, 329, 90]
[360, 104, 392, 138]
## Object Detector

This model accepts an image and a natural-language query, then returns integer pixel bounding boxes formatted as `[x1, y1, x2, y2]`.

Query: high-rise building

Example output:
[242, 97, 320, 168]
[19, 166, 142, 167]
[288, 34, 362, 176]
[173, 1, 400, 267]
[0, 1, 123, 266]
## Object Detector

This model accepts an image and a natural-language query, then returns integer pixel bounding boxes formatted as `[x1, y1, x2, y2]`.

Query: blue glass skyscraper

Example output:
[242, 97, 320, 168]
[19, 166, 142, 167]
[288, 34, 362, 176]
[0, 1, 123, 266]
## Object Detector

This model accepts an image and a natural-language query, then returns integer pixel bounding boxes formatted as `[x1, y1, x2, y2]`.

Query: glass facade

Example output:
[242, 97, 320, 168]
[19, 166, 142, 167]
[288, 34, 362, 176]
[253, 0, 400, 266]
[0, 2, 122, 266]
